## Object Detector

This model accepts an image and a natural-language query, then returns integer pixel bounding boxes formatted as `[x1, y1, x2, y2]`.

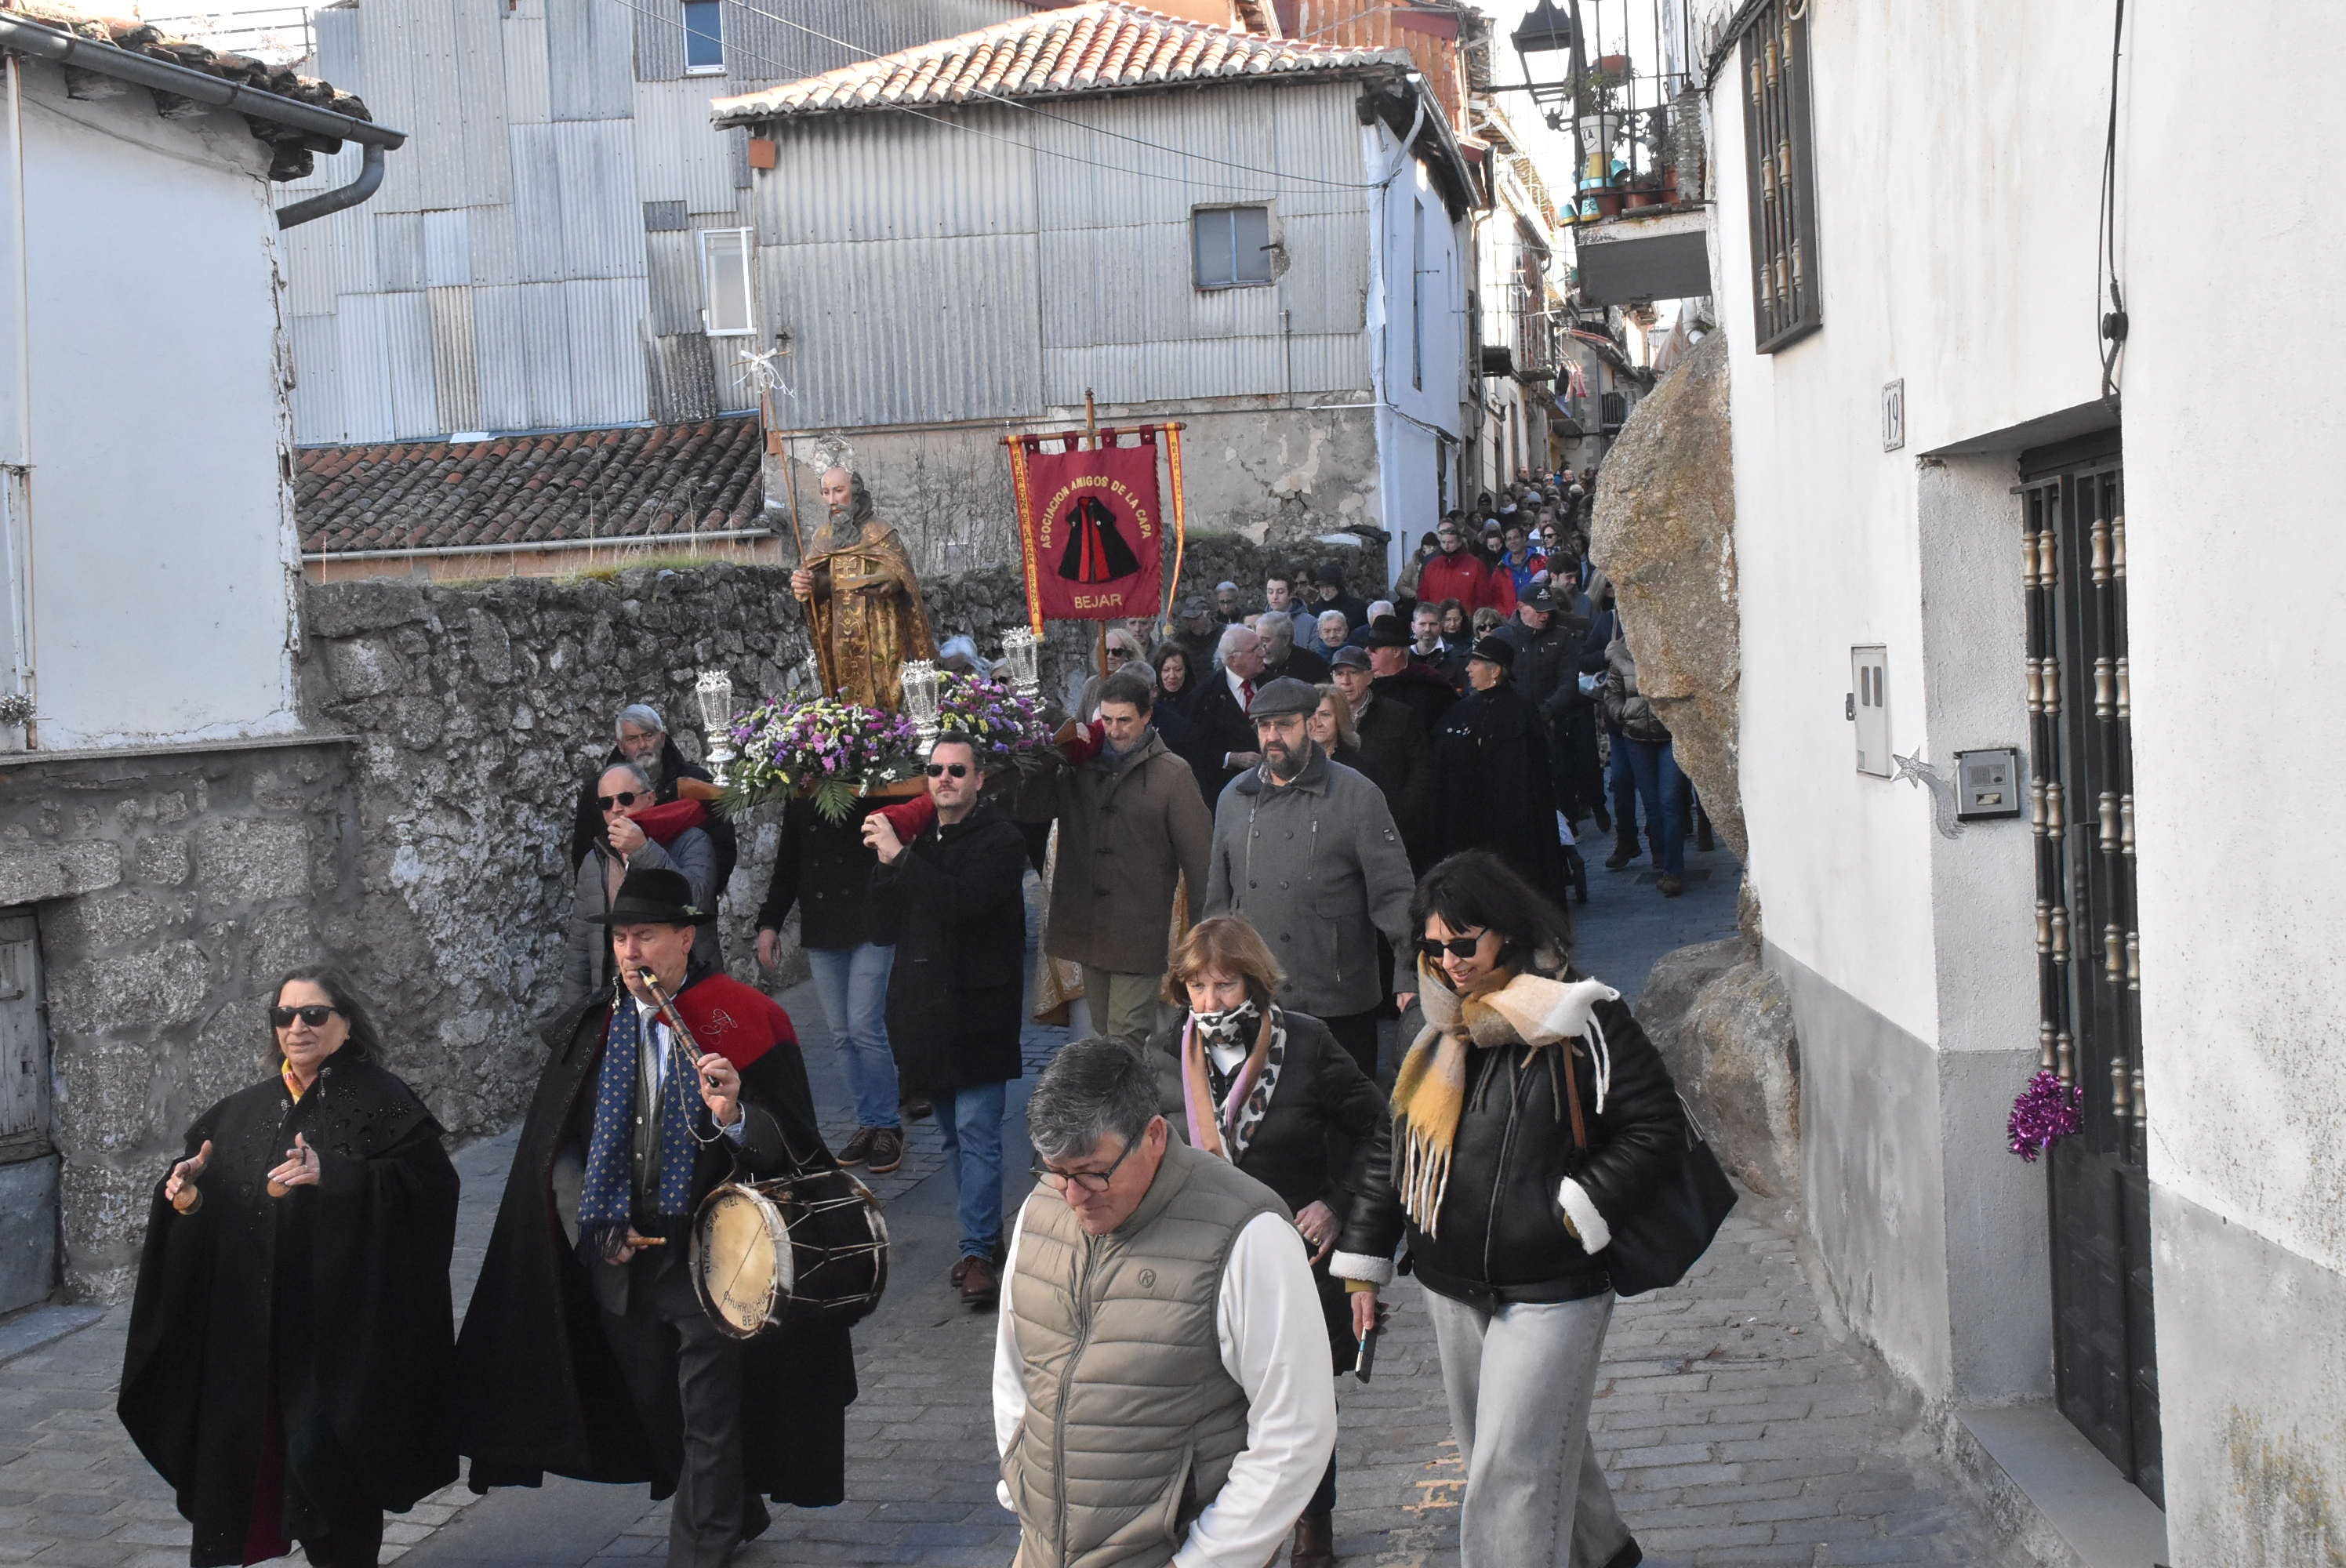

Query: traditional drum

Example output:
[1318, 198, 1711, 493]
[692, 1167, 889, 1337]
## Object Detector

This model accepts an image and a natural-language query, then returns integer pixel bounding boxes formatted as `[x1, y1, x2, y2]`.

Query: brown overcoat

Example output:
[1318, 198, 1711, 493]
[1020, 730, 1212, 975]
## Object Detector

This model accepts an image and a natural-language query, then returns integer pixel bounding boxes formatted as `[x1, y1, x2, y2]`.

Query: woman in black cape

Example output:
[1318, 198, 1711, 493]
[119, 967, 459, 1568]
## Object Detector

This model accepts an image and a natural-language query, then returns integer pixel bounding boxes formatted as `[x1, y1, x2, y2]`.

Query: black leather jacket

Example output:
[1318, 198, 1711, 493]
[1338, 989, 1685, 1308]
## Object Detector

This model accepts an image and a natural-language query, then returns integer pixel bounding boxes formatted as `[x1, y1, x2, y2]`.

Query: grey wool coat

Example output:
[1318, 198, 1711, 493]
[563, 828, 721, 1004]
[1202, 746, 1415, 1018]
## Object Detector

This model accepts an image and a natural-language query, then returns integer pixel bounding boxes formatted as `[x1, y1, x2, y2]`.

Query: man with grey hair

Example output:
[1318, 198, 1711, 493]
[1179, 622, 1265, 803]
[1256, 607, 1327, 686]
[994, 1035, 1336, 1568]
[566, 760, 721, 1002]
[568, 703, 736, 894]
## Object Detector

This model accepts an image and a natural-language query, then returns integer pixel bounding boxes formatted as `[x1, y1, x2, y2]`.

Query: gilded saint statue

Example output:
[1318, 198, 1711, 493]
[790, 466, 939, 713]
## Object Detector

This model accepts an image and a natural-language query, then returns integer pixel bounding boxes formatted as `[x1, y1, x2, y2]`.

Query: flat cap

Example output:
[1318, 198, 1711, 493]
[1330, 644, 1371, 671]
[1469, 634, 1516, 670]
[1247, 676, 1321, 719]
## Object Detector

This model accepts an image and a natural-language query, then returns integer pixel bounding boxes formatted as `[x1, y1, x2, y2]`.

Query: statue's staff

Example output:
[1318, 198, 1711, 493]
[741, 346, 837, 697]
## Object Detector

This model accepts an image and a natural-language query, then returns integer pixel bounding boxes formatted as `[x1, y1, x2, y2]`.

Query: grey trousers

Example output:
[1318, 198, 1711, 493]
[600, 1261, 769, 1568]
[1423, 1288, 1632, 1568]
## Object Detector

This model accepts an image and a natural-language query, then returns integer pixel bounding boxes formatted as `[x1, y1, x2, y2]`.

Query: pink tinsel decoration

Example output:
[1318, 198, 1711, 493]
[2007, 1069, 2083, 1163]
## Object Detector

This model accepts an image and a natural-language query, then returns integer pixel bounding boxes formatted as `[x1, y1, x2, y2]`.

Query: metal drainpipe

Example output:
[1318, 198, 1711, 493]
[5, 54, 33, 747]
[0, 15, 406, 228]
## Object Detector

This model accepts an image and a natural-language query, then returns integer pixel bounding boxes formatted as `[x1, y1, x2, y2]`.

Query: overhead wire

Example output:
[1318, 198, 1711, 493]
[2094, 0, 2127, 409]
[702, 0, 1394, 189]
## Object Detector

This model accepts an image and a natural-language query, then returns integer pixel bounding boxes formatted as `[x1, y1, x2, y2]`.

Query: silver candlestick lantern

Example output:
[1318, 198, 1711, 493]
[998, 627, 1040, 703]
[693, 669, 737, 786]
[899, 659, 942, 750]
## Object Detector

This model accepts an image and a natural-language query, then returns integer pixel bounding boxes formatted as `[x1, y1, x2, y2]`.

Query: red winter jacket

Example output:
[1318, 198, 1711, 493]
[1415, 550, 1513, 615]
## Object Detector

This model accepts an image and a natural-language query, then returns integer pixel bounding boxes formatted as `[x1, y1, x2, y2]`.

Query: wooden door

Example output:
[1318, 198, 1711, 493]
[0, 913, 54, 1313]
[2022, 435, 2161, 1505]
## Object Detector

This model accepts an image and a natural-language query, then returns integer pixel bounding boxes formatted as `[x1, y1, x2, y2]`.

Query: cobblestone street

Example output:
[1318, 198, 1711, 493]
[0, 843, 2033, 1568]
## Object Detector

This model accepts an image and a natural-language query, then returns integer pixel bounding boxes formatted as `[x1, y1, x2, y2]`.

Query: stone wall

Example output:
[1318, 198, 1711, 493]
[4, 739, 361, 1299]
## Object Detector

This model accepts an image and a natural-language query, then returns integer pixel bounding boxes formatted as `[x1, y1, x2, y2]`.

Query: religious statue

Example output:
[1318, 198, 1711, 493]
[790, 466, 939, 713]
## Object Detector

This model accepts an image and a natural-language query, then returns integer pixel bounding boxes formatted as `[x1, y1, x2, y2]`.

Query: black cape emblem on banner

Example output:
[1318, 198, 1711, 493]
[1056, 495, 1143, 583]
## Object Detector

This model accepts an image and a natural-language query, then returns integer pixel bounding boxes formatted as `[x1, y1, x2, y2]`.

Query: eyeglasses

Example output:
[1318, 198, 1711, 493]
[1106, 648, 1132, 662]
[924, 762, 971, 779]
[270, 1005, 341, 1029]
[597, 790, 642, 810]
[1032, 1133, 1142, 1194]
[1416, 931, 1489, 963]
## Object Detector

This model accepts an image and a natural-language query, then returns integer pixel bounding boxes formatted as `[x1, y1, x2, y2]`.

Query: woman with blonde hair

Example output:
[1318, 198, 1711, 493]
[1152, 915, 1388, 1567]
[1309, 683, 1362, 771]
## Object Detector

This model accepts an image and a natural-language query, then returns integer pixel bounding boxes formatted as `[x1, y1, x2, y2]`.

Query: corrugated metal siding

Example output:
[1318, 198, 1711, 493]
[423, 209, 472, 286]
[561, 278, 652, 426]
[381, 289, 441, 437]
[546, 0, 633, 122]
[645, 227, 702, 335]
[510, 282, 579, 430]
[455, 0, 514, 206]
[504, 9, 551, 125]
[761, 233, 1041, 429]
[754, 107, 1035, 246]
[429, 285, 482, 432]
[282, 164, 375, 315]
[1269, 81, 1375, 219]
[632, 78, 738, 215]
[376, 212, 425, 291]
[507, 124, 568, 282]
[470, 284, 545, 430]
[645, 332, 720, 423]
[1277, 210, 1369, 336]
[553, 120, 648, 279]
[633, 0, 683, 82]
[312, 1, 364, 89]
[289, 314, 343, 445]
[469, 201, 521, 286]
[1037, 223, 1279, 352]
[332, 295, 392, 442]
[645, 199, 687, 231]
[362, 0, 467, 213]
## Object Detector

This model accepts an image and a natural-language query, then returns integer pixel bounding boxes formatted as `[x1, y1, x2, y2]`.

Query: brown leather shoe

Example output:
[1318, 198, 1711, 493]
[836, 1127, 878, 1167]
[1290, 1506, 1335, 1566]
[1658, 874, 1685, 898]
[866, 1127, 906, 1174]
[958, 1254, 999, 1308]
[949, 1256, 972, 1287]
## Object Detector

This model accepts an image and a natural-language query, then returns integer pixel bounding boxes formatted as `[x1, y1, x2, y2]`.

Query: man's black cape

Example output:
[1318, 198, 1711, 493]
[118, 1055, 459, 1567]
[1428, 680, 1567, 900]
[452, 978, 855, 1507]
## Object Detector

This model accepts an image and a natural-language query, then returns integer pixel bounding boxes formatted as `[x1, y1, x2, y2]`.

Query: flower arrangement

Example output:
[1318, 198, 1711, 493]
[933, 671, 1054, 771]
[721, 698, 922, 822]
[2006, 1069, 2083, 1163]
[715, 672, 1055, 823]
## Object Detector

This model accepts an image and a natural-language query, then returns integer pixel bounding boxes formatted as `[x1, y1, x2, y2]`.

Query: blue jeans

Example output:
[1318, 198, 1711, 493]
[805, 944, 900, 1130]
[936, 1078, 1008, 1261]
[1615, 737, 1688, 876]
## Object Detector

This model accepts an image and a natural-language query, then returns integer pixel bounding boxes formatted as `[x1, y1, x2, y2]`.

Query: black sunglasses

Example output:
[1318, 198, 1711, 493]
[270, 1004, 341, 1029]
[597, 790, 643, 810]
[924, 763, 971, 779]
[1106, 648, 1133, 661]
[1416, 931, 1489, 963]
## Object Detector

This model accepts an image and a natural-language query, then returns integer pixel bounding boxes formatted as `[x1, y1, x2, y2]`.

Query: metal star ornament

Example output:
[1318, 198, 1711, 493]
[1892, 751, 1965, 840]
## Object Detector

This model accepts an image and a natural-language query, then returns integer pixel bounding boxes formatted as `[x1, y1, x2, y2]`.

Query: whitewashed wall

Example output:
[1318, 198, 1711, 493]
[8, 66, 301, 748]
[1363, 111, 1469, 575]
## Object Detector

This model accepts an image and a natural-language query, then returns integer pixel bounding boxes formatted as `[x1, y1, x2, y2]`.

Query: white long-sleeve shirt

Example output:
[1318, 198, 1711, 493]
[992, 1204, 1338, 1568]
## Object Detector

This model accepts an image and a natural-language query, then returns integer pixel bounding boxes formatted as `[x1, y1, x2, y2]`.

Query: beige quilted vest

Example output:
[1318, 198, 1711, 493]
[1004, 1140, 1288, 1568]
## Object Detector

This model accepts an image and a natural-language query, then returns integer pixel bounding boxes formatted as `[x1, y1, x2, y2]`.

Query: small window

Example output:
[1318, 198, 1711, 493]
[1409, 201, 1425, 390]
[1741, 0, 1822, 351]
[1193, 205, 1273, 289]
[683, 0, 723, 73]
[700, 228, 754, 336]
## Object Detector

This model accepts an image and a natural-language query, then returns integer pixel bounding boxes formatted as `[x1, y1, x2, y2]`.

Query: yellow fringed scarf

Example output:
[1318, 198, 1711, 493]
[1389, 963, 1622, 1236]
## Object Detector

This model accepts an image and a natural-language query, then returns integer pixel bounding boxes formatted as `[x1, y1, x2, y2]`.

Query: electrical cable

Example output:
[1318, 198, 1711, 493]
[2095, 0, 2126, 409]
[703, 0, 1396, 190]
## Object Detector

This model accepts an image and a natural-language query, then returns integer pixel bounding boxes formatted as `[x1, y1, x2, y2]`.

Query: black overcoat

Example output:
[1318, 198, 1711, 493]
[118, 1055, 459, 1567]
[452, 970, 855, 1507]
[1428, 680, 1567, 899]
[872, 804, 1028, 1098]
[1152, 1007, 1388, 1371]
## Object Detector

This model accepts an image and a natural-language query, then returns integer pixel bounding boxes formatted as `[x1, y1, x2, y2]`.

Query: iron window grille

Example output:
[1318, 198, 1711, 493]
[1193, 205, 1274, 290]
[1741, 0, 1822, 351]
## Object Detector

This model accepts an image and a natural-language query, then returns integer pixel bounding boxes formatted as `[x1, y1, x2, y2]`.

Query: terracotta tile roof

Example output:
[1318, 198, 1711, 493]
[3, 0, 372, 180]
[296, 418, 768, 556]
[710, 1, 1409, 128]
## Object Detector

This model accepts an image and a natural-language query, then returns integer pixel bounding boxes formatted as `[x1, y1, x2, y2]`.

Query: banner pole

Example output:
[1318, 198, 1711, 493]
[1164, 422, 1189, 640]
[1007, 437, 1044, 636]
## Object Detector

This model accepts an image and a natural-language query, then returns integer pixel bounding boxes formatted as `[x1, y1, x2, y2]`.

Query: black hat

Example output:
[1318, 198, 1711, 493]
[1521, 583, 1557, 612]
[1313, 561, 1346, 586]
[593, 866, 717, 927]
[1330, 644, 1372, 672]
[1247, 676, 1321, 720]
[1364, 617, 1411, 650]
[1469, 634, 1516, 671]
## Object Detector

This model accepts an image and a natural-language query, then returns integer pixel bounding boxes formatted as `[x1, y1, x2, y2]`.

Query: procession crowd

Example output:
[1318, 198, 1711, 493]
[115, 467, 1720, 1568]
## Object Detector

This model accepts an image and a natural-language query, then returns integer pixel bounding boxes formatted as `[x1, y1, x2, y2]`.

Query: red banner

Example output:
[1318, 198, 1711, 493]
[1010, 429, 1167, 626]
